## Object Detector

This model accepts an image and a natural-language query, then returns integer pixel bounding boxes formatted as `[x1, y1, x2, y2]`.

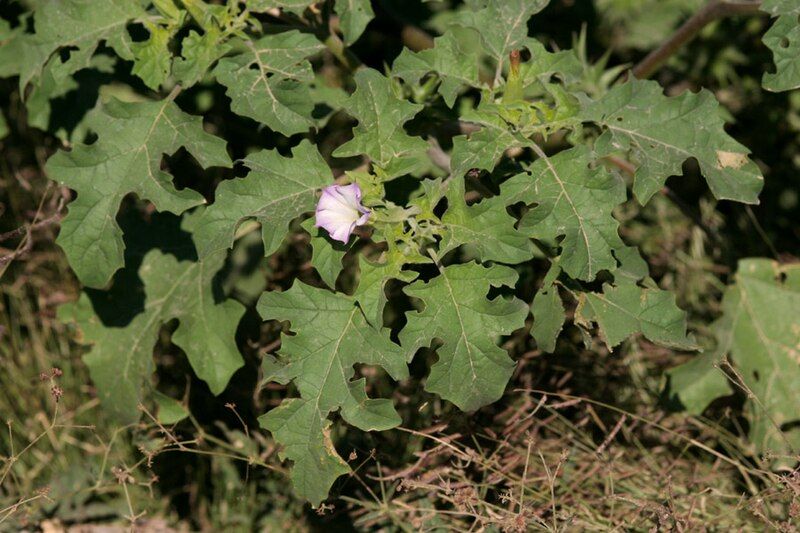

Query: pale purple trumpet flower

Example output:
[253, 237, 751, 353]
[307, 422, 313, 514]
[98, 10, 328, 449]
[315, 183, 371, 243]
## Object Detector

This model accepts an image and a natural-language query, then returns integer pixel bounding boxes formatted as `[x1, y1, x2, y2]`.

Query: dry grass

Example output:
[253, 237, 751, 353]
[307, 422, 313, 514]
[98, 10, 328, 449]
[344, 387, 799, 532]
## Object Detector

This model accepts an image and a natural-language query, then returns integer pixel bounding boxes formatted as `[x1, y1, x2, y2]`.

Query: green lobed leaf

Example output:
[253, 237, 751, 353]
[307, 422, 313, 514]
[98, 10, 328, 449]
[335, 0, 375, 44]
[302, 218, 349, 290]
[26, 53, 115, 135]
[612, 246, 651, 282]
[59, 249, 245, 425]
[333, 68, 428, 179]
[668, 259, 800, 458]
[257, 282, 409, 505]
[0, 18, 22, 79]
[449, 0, 550, 66]
[761, 0, 800, 92]
[173, 29, 232, 86]
[575, 282, 695, 350]
[440, 176, 535, 264]
[499, 145, 627, 281]
[530, 265, 565, 353]
[212, 31, 325, 135]
[2, 0, 145, 91]
[401, 262, 529, 411]
[518, 38, 584, 88]
[46, 96, 232, 288]
[193, 140, 330, 259]
[666, 352, 731, 414]
[450, 108, 528, 177]
[259, 399, 350, 507]
[154, 391, 190, 425]
[393, 31, 481, 107]
[352, 251, 417, 327]
[131, 23, 173, 90]
[583, 79, 763, 204]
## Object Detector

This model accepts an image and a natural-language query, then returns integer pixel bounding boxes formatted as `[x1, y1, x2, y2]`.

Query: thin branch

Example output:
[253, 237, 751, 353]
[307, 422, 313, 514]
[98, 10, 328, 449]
[744, 205, 780, 260]
[324, 16, 362, 71]
[632, 1, 764, 80]
[0, 200, 64, 244]
[427, 137, 451, 173]
[0, 198, 65, 267]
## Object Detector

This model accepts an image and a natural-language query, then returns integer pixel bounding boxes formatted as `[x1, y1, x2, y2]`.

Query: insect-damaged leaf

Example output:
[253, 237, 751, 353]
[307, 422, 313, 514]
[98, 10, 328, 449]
[213, 31, 325, 135]
[761, 0, 800, 92]
[584, 79, 763, 204]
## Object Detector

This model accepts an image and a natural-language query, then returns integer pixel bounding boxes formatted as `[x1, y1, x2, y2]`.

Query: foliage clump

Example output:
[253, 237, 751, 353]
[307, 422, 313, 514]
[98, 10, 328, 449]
[0, 0, 799, 525]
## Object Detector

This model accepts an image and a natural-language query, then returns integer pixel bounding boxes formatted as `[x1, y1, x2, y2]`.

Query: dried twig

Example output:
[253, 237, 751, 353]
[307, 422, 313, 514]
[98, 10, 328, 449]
[632, 1, 764, 80]
[0, 198, 65, 267]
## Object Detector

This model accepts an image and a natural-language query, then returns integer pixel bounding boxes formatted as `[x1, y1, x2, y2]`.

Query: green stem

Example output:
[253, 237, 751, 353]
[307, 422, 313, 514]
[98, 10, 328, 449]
[323, 29, 362, 71]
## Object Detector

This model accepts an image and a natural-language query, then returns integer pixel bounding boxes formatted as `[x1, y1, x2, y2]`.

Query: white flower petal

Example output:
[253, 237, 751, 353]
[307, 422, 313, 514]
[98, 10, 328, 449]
[315, 208, 358, 227]
[329, 221, 357, 243]
[315, 183, 370, 243]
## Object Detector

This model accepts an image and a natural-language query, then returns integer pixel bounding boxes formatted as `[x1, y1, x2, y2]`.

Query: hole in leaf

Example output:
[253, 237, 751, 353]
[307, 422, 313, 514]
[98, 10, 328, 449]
[782, 420, 800, 433]
[248, 63, 270, 77]
[126, 22, 149, 43]
[780, 37, 790, 49]
[616, 116, 623, 122]
[753, 370, 760, 381]
[58, 46, 79, 63]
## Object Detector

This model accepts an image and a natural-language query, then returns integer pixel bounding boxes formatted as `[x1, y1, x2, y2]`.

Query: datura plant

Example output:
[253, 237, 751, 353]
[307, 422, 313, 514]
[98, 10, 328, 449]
[2, 0, 799, 506]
